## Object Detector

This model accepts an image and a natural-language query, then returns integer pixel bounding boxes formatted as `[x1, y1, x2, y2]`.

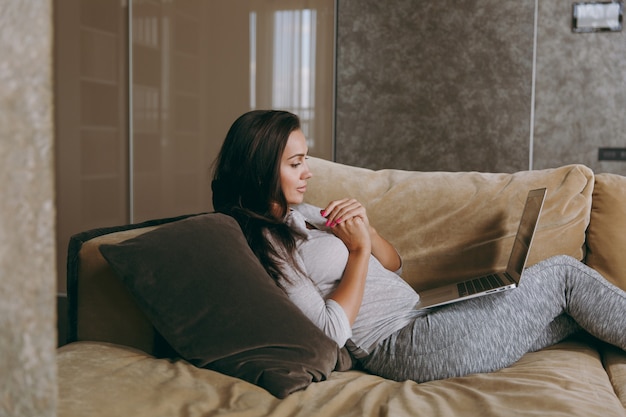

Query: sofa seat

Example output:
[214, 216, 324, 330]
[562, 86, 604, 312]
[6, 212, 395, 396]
[58, 339, 625, 417]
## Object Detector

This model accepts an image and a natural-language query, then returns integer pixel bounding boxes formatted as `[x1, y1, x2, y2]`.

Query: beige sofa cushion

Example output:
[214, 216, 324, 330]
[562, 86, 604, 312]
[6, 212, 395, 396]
[58, 339, 626, 417]
[602, 344, 626, 408]
[585, 173, 626, 291]
[304, 158, 594, 291]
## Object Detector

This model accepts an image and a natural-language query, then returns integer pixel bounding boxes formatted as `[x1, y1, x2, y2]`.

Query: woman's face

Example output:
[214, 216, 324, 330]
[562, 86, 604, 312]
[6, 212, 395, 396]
[280, 129, 312, 206]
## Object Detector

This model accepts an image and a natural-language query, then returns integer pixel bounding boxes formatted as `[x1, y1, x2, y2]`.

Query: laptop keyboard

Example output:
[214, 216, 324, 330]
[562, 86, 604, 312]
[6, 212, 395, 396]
[458, 274, 505, 297]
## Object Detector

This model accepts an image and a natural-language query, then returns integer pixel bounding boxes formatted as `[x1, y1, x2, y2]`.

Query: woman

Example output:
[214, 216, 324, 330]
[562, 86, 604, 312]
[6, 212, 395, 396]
[212, 109, 626, 383]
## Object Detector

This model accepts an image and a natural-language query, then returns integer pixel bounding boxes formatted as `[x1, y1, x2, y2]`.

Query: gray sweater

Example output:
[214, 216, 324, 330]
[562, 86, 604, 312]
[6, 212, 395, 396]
[276, 204, 425, 358]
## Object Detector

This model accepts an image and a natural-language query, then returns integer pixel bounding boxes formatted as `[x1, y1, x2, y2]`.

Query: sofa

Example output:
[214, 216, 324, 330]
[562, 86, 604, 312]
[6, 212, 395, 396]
[58, 157, 626, 417]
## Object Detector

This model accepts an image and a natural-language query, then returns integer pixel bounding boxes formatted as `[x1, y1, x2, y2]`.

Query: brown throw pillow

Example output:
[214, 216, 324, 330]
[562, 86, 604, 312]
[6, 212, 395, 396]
[99, 213, 342, 398]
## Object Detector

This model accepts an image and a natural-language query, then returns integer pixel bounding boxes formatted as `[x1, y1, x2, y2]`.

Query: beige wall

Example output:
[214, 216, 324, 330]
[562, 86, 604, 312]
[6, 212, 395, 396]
[0, 2, 57, 416]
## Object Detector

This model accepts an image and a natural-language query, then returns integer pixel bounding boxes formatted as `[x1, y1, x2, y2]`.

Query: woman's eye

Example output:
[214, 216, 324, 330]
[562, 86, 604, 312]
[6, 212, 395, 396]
[291, 163, 301, 168]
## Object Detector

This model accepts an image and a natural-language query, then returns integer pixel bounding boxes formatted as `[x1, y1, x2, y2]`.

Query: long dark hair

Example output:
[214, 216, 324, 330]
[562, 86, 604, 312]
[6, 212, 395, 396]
[211, 110, 305, 287]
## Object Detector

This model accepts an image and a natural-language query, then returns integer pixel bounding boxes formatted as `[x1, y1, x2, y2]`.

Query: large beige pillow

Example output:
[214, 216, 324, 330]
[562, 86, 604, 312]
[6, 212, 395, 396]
[585, 173, 626, 291]
[305, 158, 594, 291]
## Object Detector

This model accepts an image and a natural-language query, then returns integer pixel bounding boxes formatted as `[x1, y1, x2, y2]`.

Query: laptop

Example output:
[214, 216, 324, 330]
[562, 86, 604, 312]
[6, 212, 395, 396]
[415, 187, 546, 310]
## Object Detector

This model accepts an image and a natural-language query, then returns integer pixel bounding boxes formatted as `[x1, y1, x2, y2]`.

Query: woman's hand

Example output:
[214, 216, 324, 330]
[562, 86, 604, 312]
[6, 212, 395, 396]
[329, 215, 371, 254]
[320, 198, 370, 229]
[321, 198, 402, 272]
[324, 216, 371, 325]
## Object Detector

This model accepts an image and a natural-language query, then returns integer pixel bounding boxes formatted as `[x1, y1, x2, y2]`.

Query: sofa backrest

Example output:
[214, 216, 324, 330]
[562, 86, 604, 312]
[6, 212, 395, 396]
[304, 157, 594, 291]
[68, 158, 597, 353]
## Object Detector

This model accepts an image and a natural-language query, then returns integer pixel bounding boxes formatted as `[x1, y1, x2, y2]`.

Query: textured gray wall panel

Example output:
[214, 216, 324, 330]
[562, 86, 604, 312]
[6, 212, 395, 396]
[336, 0, 535, 172]
[533, 1, 626, 175]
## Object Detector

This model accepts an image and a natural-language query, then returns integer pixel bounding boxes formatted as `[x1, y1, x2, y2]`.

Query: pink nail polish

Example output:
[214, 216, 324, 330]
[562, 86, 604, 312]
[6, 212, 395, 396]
[320, 210, 326, 217]
[325, 220, 331, 227]
[336, 218, 342, 223]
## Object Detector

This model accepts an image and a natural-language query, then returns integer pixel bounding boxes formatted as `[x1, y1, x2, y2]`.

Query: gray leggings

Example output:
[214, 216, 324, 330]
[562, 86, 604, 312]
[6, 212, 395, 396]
[359, 255, 626, 383]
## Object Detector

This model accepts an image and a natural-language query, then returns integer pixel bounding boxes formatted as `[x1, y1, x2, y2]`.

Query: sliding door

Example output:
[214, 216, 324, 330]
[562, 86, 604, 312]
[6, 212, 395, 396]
[54, 0, 335, 290]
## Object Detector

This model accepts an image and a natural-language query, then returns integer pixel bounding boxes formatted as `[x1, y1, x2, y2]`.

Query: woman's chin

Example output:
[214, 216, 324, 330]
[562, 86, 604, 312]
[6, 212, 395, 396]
[288, 196, 305, 205]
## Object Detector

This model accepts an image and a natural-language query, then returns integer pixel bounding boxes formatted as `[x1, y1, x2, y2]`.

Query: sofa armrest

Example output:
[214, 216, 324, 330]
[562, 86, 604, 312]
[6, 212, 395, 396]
[585, 173, 626, 291]
[66, 214, 202, 356]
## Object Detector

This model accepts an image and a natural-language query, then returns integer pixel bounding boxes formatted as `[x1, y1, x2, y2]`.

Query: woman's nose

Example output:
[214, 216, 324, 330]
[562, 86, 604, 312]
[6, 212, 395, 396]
[302, 161, 313, 179]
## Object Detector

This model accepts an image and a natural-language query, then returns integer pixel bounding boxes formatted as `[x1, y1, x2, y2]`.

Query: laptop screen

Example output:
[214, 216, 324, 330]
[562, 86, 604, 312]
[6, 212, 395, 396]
[506, 188, 546, 282]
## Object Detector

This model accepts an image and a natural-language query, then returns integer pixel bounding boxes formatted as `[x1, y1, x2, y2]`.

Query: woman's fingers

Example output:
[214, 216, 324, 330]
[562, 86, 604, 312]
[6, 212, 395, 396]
[321, 198, 369, 228]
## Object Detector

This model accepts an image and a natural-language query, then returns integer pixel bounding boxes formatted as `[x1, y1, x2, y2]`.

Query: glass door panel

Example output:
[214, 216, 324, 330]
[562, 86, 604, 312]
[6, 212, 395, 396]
[131, 0, 335, 222]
